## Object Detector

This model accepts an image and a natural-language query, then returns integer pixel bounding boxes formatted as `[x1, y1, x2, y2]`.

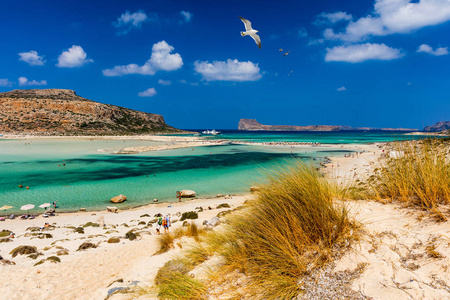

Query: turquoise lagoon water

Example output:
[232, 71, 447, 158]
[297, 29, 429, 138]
[0, 131, 422, 214]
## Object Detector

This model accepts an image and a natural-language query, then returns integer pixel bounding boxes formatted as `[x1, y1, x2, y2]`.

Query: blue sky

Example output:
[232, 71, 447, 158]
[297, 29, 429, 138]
[1, 0, 450, 129]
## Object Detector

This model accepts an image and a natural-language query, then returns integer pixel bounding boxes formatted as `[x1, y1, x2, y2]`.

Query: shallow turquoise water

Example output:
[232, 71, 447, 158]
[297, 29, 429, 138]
[0, 138, 342, 213]
[0, 131, 425, 214]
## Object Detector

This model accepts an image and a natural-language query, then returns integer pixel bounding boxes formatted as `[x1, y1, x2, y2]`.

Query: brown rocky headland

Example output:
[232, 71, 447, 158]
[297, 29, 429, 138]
[0, 89, 181, 135]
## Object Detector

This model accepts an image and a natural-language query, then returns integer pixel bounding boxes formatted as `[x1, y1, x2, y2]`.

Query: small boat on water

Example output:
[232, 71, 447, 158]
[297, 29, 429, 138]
[202, 129, 221, 135]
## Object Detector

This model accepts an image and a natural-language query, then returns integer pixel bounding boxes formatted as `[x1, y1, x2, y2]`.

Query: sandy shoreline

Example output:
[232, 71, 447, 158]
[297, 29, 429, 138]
[0, 195, 252, 300]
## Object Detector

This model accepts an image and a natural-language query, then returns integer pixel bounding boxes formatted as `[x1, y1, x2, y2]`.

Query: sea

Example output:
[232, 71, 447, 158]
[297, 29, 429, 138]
[0, 130, 425, 214]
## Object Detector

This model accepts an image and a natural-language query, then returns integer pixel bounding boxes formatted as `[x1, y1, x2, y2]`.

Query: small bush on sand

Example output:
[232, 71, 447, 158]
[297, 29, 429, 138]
[83, 222, 100, 228]
[74, 227, 85, 234]
[77, 242, 97, 251]
[125, 230, 139, 241]
[216, 203, 230, 209]
[10, 246, 37, 258]
[47, 256, 61, 263]
[0, 230, 12, 237]
[108, 237, 120, 243]
[180, 211, 198, 221]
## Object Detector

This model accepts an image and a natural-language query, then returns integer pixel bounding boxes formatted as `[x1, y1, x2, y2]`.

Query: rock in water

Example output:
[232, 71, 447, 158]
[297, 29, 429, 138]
[180, 190, 196, 198]
[110, 195, 127, 203]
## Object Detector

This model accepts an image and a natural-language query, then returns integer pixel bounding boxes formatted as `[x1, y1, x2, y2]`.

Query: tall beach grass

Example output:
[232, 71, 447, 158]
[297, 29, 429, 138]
[199, 161, 358, 299]
[367, 139, 450, 218]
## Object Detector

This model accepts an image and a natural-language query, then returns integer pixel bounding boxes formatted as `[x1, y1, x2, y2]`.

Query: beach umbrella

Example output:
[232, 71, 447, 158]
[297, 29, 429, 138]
[39, 203, 51, 209]
[21, 204, 35, 213]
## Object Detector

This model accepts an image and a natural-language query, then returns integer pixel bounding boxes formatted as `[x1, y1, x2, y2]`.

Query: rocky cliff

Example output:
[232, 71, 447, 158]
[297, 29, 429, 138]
[238, 119, 417, 132]
[0, 89, 180, 135]
[423, 121, 450, 132]
[239, 119, 349, 131]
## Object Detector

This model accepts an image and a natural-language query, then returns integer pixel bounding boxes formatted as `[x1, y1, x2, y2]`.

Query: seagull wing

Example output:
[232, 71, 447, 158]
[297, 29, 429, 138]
[249, 32, 261, 49]
[239, 16, 253, 31]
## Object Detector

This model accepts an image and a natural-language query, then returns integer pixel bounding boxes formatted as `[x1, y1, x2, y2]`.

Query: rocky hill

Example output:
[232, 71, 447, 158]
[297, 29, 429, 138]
[238, 119, 417, 131]
[423, 121, 450, 132]
[238, 119, 347, 131]
[0, 89, 180, 135]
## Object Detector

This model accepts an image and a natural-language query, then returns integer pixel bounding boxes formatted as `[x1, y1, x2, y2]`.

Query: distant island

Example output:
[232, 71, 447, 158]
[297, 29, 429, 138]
[0, 89, 182, 135]
[423, 121, 450, 132]
[238, 119, 418, 132]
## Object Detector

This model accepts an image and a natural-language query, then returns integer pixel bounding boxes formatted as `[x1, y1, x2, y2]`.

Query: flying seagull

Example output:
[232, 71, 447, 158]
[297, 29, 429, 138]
[239, 16, 261, 49]
[279, 48, 283, 52]
[283, 51, 291, 57]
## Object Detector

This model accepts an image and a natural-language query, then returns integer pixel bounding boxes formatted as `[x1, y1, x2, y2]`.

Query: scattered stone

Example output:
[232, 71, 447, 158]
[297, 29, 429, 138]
[216, 194, 222, 197]
[79, 208, 86, 211]
[108, 237, 121, 243]
[180, 190, 196, 198]
[110, 194, 127, 203]
[224, 195, 232, 199]
[206, 217, 221, 227]
[107, 206, 118, 213]
[153, 198, 158, 202]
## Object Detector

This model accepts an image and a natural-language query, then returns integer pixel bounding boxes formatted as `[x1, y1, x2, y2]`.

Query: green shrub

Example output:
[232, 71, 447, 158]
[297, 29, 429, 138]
[180, 211, 198, 221]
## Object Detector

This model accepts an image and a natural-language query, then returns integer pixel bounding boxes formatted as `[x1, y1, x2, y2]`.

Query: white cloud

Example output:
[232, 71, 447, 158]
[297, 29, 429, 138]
[298, 27, 308, 38]
[56, 45, 93, 68]
[18, 50, 46, 66]
[417, 44, 448, 56]
[158, 79, 171, 85]
[325, 43, 404, 63]
[103, 41, 183, 76]
[180, 11, 193, 23]
[0, 79, 13, 87]
[324, 0, 450, 42]
[316, 11, 353, 24]
[194, 59, 262, 82]
[138, 87, 157, 97]
[337, 86, 347, 91]
[18, 77, 47, 86]
[114, 10, 155, 35]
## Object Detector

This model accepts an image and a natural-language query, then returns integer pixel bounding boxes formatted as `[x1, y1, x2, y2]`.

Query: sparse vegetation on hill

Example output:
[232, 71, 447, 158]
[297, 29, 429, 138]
[0, 89, 182, 135]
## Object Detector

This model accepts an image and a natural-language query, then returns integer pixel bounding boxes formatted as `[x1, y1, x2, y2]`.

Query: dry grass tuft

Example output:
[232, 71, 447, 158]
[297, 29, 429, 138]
[201, 161, 358, 299]
[156, 222, 206, 255]
[362, 139, 450, 218]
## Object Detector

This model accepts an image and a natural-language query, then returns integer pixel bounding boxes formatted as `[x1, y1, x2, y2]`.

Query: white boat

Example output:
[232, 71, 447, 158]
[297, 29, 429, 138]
[202, 129, 221, 135]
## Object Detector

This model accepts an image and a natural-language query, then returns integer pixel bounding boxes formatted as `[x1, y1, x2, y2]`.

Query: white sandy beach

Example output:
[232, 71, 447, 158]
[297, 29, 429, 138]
[0, 195, 251, 300]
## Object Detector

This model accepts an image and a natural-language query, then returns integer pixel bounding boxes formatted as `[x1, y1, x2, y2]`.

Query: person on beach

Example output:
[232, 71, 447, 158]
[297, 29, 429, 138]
[156, 216, 163, 234]
[162, 215, 170, 233]
[53, 201, 57, 209]
[176, 191, 182, 202]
